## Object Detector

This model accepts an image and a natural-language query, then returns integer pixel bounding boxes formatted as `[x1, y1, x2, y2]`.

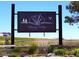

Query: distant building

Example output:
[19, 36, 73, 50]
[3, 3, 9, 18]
[0, 33, 3, 36]
[0, 32, 11, 36]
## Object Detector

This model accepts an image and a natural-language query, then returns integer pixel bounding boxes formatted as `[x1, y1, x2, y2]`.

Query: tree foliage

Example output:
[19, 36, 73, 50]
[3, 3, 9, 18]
[65, 1, 79, 25]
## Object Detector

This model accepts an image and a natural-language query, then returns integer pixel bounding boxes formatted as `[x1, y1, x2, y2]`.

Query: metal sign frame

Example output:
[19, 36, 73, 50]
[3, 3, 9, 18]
[11, 4, 63, 45]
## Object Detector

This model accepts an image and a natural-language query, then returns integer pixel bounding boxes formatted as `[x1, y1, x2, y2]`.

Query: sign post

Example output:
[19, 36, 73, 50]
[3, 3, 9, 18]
[11, 4, 15, 45]
[58, 5, 63, 45]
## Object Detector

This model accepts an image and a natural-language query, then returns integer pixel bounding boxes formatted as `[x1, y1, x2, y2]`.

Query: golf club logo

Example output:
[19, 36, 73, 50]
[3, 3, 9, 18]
[20, 14, 53, 26]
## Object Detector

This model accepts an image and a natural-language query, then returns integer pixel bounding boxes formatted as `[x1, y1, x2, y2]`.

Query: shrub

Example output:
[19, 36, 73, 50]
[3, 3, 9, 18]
[69, 49, 75, 55]
[11, 47, 28, 57]
[8, 53, 17, 57]
[53, 48, 67, 56]
[11, 47, 21, 53]
[74, 48, 79, 57]
[28, 43, 37, 55]
[47, 46, 56, 53]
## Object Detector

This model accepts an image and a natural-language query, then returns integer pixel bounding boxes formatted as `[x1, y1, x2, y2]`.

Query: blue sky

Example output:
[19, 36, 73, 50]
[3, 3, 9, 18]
[0, 1, 79, 39]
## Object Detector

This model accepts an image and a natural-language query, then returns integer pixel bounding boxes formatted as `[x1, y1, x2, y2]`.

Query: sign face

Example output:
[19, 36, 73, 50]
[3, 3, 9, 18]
[17, 12, 56, 32]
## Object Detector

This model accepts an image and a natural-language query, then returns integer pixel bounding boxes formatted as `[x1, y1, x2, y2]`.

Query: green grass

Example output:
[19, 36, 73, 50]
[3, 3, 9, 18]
[0, 36, 51, 46]
[1, 36, 79, 46]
